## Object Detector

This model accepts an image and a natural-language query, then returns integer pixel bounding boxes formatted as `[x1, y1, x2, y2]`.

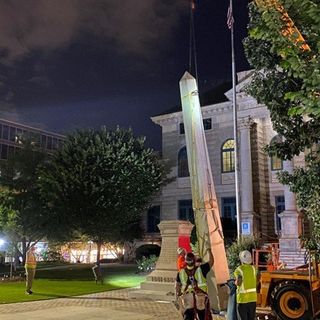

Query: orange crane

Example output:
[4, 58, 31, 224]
[254, 0, 310, 51]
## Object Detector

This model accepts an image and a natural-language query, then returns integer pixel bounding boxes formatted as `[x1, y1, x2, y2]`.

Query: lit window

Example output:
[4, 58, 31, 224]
[221, 139, 235, 173]
[270, 136, 283, 171]
[178, 146, 189, 177]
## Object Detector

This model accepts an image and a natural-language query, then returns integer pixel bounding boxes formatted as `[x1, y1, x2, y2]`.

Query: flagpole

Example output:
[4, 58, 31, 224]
[229, 0, 241, 243]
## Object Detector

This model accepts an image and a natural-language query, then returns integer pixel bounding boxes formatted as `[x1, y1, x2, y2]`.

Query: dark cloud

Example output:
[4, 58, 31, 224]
[0, 0, 187, 63]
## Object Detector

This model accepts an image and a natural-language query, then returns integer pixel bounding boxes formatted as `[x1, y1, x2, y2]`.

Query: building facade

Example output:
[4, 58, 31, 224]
[147, 71, 307, 267]
[0, 118, 65, 160]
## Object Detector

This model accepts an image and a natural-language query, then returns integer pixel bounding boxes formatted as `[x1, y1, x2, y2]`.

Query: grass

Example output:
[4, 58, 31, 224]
[0, 263, 146, 304]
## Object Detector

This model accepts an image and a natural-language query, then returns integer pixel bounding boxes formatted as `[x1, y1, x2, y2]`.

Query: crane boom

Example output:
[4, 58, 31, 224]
[255, 0, 310, 51]
[179, 72, 229, 286]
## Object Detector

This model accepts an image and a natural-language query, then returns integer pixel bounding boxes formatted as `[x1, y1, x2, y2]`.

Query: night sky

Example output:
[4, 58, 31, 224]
[0, 0, 250, 151]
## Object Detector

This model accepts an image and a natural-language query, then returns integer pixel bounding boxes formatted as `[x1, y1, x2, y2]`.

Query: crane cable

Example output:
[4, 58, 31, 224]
[189, 1, 199, 84]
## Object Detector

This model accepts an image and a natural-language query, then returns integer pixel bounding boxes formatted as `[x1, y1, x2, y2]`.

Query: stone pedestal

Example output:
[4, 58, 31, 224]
[129, 220, 193, 301]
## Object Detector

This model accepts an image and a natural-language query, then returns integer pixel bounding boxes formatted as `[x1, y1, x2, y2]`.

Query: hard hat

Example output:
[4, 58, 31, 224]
[177, 247, 186, 255]
[239, 250, 252, 264]
[185, 252, 195, 266]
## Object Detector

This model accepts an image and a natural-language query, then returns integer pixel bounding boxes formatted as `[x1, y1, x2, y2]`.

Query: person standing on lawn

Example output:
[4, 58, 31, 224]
[25, 245, 37, 294]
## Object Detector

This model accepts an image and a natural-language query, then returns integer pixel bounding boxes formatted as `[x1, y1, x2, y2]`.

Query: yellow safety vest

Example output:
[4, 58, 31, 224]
[179, 267, 208, 293]
[25, 251, 37, 269]
[234, 264, 257, 304]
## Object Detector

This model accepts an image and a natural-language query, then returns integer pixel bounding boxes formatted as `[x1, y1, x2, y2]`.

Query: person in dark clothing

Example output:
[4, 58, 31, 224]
[175, 249, 214, 320]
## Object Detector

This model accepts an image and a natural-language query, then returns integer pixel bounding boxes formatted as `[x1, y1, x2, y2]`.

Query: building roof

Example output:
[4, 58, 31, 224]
[0, 117, 65, 138]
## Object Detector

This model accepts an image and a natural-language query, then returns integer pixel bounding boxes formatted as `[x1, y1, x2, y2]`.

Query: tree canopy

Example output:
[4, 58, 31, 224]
[244, 0, 320, 241]
[38, 127, 168, 264]
[0, 140, 48, 261]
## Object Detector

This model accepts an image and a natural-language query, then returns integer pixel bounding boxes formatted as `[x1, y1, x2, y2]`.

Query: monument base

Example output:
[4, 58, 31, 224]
[129, 220, 193, 302]
[129, 220, 229, 310]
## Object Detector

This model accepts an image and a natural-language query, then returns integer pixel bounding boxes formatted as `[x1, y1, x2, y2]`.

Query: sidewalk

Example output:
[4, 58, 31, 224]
[0, 287, 274, 320]
[0, 288, 183, 320]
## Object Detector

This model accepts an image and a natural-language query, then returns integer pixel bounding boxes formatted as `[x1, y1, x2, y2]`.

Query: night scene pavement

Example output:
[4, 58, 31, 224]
[0, 288, 183, 320]
[0, 288, 275, 320]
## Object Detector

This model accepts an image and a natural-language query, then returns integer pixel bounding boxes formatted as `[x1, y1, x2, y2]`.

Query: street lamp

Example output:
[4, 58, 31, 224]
[0, 238, 5, 272]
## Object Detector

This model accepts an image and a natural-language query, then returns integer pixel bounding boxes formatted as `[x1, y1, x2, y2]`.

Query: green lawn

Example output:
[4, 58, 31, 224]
[0, 263, 145, 304]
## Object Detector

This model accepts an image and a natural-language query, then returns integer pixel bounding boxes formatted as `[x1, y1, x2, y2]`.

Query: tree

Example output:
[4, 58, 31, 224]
[0, 140, 49, 263]
[38, 127, 169, 271]
[243, 1, 320, 240]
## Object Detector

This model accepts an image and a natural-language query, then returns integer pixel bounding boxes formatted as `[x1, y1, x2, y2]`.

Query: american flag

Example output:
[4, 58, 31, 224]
[227, 3, 234, 29]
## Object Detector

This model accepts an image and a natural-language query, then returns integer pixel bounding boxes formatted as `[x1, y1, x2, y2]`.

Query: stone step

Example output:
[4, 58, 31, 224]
[140, 280, 175, 292]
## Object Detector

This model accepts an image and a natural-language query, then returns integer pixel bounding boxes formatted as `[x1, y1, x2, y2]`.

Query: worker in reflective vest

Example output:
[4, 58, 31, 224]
[175, 249, 214, 320]
[25, 245, 37, 295]
[234, 250, 259, 320]
[177, 247, 187, 271]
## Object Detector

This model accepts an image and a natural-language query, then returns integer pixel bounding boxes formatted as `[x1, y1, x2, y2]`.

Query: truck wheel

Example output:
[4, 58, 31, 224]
[271, 281, 311, 320]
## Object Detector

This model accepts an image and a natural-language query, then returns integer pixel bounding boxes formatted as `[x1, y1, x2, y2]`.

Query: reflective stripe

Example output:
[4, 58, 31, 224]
[195, 267, 207, 292]
[252, 265, 256, 277]
[236, 265, 256, 295]
[239, 288, 257, 294]
[179, 267, 207, 293]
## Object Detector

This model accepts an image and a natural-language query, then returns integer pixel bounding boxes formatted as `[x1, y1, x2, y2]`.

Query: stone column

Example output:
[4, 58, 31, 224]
[239, 117, 256, 236]
[279, 160, 304, 266]
[130, 220, 193, 301]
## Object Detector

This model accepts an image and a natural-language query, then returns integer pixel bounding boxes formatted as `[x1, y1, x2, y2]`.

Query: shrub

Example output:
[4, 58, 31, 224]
[99, 258, 119, 263]
[227, 237, 260, 274]
[136, 255, 158, 273]
[135, 244, 160, 260]
[43, 250, 64, 262]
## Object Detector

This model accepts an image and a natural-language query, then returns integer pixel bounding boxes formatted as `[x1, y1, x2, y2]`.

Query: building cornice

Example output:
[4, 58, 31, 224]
[151, 101, 232, 126]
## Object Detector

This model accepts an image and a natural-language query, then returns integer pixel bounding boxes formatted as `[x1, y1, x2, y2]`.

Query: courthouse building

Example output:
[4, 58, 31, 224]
[146, 71, 308, 267]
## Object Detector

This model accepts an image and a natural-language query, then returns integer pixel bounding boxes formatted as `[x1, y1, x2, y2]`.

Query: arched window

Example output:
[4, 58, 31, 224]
[270, 136, 283, 171]
[221, 139, 235, 173]
[178, 146, 189, 177]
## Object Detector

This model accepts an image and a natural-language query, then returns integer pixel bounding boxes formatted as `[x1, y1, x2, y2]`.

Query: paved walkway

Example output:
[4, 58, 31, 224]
[0, 288, 273, 320]
[0, 289, 183, 320]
